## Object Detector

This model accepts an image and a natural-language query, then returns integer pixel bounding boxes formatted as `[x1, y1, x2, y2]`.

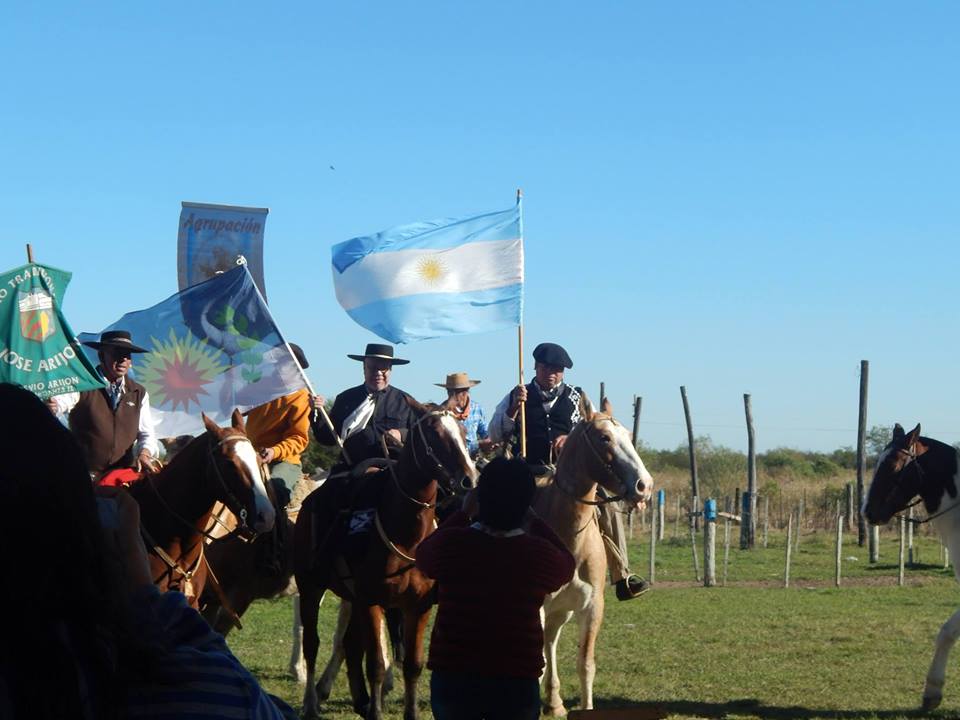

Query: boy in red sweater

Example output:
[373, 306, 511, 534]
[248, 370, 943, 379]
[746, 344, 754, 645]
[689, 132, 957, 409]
[417, 457, 576, 720]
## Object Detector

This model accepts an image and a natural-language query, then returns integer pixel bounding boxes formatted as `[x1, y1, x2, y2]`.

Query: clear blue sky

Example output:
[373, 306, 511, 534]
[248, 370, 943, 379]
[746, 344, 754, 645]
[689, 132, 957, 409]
[2, 2, 958, 452]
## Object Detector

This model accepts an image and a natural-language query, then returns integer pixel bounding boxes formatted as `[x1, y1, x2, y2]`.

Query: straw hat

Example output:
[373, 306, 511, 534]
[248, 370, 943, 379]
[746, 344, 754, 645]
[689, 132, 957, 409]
[435, 372, 481, 390]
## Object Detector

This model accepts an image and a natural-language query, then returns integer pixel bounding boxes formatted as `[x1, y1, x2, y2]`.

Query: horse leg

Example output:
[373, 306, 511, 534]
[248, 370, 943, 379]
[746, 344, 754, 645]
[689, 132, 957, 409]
[344, 605, 371, 718]
[401, 607, 430, 720]
[363, 605, 388, 720]
[542, 608, 573, 717]
[576, 597, 603, 711]
[298, 583, 325, 720]
[923, 607, 960, 710]
[318, 597, 351, 700]
[289, 594, 307, 684]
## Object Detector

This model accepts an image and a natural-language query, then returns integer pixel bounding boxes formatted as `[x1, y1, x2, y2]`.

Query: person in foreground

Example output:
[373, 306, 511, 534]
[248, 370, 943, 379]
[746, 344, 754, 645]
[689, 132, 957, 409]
[417, 457, 576, 720]
[0, 383, 295, 720]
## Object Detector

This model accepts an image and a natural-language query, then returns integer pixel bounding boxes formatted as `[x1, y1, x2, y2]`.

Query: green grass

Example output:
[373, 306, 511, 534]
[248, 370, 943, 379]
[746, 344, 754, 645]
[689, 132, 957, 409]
[228, 526, 960, 719]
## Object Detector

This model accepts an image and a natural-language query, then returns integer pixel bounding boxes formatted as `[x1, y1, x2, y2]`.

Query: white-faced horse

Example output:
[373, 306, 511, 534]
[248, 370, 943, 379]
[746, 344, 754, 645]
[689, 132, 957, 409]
[535, 399, 654, 715]
[863, 422, 960, 711]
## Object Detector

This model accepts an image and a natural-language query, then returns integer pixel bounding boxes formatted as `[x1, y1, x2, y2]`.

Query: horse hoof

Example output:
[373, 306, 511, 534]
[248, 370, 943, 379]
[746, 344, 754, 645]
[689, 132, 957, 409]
[922, 694, 942, 712]
[544, 705, 567, 717]
[353, 701, 369, 718]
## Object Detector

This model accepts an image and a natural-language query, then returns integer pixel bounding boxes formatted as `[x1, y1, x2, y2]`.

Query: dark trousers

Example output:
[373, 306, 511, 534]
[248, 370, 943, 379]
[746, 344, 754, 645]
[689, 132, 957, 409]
[430, 670, 540, 720]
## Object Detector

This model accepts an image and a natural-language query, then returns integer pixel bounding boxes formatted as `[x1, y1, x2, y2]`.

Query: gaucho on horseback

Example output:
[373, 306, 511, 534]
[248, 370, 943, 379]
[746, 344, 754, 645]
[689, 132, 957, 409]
[46, 329, 160, 483]
[490, 341, 650, 601]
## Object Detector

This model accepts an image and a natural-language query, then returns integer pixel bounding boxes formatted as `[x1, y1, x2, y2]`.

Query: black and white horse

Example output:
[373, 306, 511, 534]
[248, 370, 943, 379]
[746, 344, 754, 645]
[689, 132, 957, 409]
[863, 423, 960, 711]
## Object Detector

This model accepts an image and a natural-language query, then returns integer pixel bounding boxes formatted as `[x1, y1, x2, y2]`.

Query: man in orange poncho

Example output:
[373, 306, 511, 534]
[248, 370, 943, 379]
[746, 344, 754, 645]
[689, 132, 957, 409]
[244, 343, 311, 509]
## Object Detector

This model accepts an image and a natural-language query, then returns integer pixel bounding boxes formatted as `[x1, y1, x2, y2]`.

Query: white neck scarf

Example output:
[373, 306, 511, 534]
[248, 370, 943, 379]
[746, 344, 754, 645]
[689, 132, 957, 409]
[341, 393, 377, 439]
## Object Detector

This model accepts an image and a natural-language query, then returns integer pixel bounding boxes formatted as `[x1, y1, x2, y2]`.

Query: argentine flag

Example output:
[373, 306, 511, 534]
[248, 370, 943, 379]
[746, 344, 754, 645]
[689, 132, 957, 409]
[332, 203, 523, 343]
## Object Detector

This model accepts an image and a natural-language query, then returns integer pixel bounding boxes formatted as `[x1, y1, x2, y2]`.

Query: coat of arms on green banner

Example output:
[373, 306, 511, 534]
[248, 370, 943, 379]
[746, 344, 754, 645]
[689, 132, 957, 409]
[0, 263, 104, 399]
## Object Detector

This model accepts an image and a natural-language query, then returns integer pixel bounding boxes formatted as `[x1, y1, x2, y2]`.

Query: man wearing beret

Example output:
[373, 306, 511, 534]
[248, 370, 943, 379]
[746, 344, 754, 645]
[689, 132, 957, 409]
[490, 342, 650, 601]
[47, 330, 159, 482]
[310, 342, 417, 478]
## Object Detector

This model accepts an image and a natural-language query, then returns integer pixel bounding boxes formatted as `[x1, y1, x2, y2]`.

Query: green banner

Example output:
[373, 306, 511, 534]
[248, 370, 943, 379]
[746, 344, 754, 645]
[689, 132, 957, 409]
[0, 263, 104, 399]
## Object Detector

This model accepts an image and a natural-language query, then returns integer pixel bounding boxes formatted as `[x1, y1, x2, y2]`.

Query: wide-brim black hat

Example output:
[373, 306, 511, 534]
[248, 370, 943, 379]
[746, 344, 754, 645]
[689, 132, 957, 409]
[347, 343, 409, 365]
[532, 342, 572, 369]
[82, 330, 149, 354]
[288, 343, 309, 370]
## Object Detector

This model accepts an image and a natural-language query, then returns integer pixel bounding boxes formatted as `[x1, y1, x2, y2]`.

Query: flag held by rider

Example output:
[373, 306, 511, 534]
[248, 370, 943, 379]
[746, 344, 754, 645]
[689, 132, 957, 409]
[79, 264, 305, 437]
[331, 202, 524, 343]
[0, 262, 104, 399]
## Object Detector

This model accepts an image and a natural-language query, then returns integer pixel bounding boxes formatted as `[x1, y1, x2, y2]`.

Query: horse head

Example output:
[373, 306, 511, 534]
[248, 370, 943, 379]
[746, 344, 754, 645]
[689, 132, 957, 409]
[561, 397, 654, 506]
[863, 422, 960, 526]
[403, 395, 479, 493]
[201, 409, 276, 537]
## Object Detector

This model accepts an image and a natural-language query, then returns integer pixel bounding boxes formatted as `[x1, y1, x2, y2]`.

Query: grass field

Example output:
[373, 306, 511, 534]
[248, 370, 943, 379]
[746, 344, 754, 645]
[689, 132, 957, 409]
[227, 526, 960, 720]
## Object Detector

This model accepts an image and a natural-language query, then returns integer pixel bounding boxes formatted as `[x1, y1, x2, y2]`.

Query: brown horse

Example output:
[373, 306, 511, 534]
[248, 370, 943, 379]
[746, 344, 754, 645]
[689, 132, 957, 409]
[536, 399, 654, 715]
[295, 399, 478, 720]
[128, 410, 276, 605]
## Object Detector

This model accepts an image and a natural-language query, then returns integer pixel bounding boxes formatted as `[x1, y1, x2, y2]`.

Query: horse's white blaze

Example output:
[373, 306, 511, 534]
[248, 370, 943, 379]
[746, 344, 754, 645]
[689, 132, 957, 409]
[439, 413, 478, 486]
[233, 438, 276, 532]
[607, 420, 653, 503]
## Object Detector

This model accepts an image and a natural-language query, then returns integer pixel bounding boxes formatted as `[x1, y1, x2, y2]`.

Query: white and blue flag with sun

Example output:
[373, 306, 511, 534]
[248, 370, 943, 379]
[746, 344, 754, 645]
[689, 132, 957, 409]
[331, 203, 523, 343]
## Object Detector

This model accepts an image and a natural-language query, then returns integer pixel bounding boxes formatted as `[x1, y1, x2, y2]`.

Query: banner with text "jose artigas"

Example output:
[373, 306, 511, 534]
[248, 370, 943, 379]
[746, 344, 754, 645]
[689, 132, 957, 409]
[0, 263, 104, 399]
[178, 201, 269, 300]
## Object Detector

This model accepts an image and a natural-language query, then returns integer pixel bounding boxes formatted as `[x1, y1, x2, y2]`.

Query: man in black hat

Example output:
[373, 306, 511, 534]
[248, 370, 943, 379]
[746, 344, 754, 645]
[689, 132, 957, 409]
[47, 329, 159, 482]
[490, 342, 650, 601]
[310, 342, 417, 477]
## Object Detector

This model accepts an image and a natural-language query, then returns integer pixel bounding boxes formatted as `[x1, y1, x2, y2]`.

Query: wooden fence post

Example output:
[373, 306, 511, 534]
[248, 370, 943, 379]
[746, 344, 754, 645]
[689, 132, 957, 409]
[870, 525, 880, 564]
[795, 504, 802, 552]
[649, 502, 657, 584]
[845, 483, 854, 532]
[704, 499, 717, 587]
[784, 513, 794, 588]
[681, 386, 700, 530]
[898, 516, 906, 587]
[742, 393, 757, 548]
[722, 517, 732, 586]
[835, 514, 843, 588]
[632, 396, 642, 449]
[908, 506, 915, 567]
[857, 360, 869, 546]
[657, 489, 665, 542]
[674, 495, 681, 539]
[689, 505, 701, 582]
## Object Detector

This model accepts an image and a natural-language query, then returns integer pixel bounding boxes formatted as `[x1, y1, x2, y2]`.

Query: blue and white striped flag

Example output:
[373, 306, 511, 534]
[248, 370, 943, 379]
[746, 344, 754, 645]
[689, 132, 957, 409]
[332, 203, 523, 343]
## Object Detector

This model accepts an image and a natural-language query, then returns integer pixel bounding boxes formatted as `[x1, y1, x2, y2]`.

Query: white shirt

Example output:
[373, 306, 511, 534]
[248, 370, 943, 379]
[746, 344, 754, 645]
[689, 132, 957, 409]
[50, 376, 159, 457]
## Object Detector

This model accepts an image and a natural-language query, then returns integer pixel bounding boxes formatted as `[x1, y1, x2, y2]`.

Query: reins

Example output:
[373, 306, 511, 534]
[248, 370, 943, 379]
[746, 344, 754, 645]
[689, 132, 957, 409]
[554, 419, 629, 506]
[144, 432, 261, 544]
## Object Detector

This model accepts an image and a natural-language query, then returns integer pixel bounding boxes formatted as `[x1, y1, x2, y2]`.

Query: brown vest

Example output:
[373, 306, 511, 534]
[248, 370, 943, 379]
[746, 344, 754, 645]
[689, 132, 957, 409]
[69, 376, 146, 476]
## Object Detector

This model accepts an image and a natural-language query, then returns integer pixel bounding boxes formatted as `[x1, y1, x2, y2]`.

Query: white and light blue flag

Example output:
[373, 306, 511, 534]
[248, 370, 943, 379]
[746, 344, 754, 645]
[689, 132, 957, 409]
[332, 203, 523, 343]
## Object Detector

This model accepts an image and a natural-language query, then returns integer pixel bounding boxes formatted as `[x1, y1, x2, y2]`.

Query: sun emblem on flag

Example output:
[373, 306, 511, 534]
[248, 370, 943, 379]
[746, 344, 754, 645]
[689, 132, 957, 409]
[138, 329, 228, 412]
[416, 255, 447, 287]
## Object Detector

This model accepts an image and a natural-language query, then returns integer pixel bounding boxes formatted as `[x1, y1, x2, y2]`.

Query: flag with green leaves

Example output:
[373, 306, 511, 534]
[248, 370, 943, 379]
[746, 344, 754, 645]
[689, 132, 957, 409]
[0, 263, 104, 399]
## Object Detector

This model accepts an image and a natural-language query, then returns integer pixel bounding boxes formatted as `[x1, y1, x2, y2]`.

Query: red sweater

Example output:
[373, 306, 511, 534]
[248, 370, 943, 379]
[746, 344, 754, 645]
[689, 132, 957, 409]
[416, 511, 575, 679]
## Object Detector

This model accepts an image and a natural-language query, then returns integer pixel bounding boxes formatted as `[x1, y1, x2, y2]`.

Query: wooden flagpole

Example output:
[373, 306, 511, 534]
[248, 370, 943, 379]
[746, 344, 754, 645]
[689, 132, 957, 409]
[26, 244, 34, 263]
[517, 188, 526, 458]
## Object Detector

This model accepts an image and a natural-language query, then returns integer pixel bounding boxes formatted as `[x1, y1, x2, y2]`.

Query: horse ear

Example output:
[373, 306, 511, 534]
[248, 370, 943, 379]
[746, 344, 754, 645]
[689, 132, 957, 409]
[906, 423, 921, 444]
[404, 394, 428, 417]
[601, 397, 613, 416]
[231, 408, 245, 432]
[579, 390, 594, 422]
[202, 413, 220, 435]
[893, 423, 905, 441]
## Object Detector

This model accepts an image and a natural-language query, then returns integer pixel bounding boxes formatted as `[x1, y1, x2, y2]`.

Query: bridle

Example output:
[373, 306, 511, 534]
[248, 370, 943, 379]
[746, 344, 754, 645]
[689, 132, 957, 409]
[555, 417, 634, 506]
[884, 443, 960, 525]
[145, 431, 262, 544]
[387, 409, 469, 510]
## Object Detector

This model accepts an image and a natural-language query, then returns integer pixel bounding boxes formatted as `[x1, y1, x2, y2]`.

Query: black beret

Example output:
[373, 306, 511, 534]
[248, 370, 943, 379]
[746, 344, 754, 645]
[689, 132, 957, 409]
[532, 342, 572, 369]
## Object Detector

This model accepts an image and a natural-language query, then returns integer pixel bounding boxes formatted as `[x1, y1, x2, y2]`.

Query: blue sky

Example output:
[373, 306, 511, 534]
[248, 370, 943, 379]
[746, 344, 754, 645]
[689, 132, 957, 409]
[2, 3, 958, 452]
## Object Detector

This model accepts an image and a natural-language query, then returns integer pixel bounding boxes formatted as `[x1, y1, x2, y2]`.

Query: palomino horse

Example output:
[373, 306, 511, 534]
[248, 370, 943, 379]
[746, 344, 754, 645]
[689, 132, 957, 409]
[863, 423, 960, 711]
[535, 399, 654, 716]
[295, 398, 477, 720]
[128, 410, 276, 605]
